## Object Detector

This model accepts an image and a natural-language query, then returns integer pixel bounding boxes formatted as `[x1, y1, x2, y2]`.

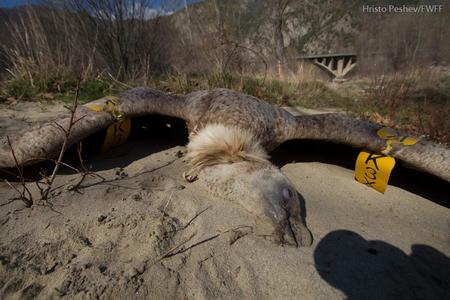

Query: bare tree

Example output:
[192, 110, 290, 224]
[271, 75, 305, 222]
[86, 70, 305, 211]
[356, 8, 450, 74]
[65, 0, 165, 80]
[270, 0, 291, 77]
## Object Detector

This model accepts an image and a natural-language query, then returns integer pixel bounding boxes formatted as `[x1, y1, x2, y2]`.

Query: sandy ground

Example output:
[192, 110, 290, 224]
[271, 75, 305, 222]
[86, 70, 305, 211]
[0, 101, 449, 299]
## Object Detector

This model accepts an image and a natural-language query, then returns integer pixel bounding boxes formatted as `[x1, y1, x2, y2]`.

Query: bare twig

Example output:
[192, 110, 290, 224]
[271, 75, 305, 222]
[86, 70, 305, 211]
[69, 142, 106, 192]
[161, 191, 174, 215]
[177, 206, 211, 232]
[4, 136, 33, 207]
[160, 225, 253, 260]
[106, 72, 133, 88]
[40, 79, 82, 200]
[158, 232, 198, 260]
[160, 233, 221, 259]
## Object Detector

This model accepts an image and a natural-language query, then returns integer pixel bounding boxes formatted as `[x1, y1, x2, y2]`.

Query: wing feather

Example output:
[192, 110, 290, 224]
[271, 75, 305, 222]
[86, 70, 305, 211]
[280, 113, 450, 182]
[0, 87, 188, 168]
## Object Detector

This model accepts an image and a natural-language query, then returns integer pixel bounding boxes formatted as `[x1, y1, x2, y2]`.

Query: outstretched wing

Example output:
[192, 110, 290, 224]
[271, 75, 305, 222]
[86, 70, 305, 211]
[0, 87, 189, 168]
[279, 112, 450, 182]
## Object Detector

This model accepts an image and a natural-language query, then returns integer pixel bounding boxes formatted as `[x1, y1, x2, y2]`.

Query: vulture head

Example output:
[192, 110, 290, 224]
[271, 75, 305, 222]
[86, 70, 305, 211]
[187, 123, 312, 246]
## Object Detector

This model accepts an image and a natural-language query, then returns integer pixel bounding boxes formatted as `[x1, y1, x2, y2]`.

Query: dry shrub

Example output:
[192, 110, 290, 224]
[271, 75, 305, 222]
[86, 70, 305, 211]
[362, 68, 450, 144]
[1, 1, 170, 85]
[365, 70, 420, 107]
[2, 6, 95, 82]
[416, 98, 450, 143]
[293, 60, 329, 83]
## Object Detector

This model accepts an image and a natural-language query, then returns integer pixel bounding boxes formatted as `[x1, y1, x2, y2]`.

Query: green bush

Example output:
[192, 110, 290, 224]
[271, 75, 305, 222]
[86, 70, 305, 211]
[0, 74, 121, 103]
[2, 78, 38, 100]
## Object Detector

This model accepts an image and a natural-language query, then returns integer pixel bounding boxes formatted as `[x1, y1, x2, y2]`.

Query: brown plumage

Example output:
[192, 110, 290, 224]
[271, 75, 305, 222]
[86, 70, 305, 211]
[1, 87, 449, 247]
[2, 87, 448, 180]
[0, 88, 450, 181]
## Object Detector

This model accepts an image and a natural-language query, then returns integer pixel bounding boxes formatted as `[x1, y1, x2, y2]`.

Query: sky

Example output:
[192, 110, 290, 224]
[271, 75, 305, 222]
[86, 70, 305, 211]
[0, 0, 204, 21]
[0, 0, 203, 9]
[0, 0, 39, 7]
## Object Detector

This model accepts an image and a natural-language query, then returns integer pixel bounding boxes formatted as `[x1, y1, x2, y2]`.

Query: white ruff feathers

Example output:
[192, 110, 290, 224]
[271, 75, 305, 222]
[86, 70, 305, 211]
[187, 124, 269, 170]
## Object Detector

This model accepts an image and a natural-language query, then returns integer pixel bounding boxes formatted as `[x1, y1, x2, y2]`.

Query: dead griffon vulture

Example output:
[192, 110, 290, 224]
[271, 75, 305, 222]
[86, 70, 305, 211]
[1, 88, 449, 247]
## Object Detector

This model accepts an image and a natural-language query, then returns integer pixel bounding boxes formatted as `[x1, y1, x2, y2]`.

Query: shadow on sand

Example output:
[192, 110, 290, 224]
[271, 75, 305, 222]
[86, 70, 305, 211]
[314, 230, 450, 300]
[0, 115, 189, 180]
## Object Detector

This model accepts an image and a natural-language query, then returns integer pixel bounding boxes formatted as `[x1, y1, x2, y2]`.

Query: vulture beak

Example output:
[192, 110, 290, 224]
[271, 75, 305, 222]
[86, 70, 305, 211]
[270, 186, 313, 247]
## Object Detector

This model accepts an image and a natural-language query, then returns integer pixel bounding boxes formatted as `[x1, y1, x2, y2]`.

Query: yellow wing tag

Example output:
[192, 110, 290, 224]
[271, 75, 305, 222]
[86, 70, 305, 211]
[84, 103, 105, 112]
[84, 96, 123, 120]
[377, 127, 419, 155]
[354, 151, 396, 193]
[84, 96, 130, 152]
[101, 119, 131, 153]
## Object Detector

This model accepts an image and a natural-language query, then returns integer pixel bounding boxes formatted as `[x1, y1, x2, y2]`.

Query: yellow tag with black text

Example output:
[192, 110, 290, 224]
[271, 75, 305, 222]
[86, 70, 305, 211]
[101, 119, 131, 153]
[355, 151, 396, 193]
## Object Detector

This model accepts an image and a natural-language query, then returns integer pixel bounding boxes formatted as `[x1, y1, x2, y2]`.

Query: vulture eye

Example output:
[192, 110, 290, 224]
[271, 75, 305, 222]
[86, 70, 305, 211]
[281, 187, 294, 208]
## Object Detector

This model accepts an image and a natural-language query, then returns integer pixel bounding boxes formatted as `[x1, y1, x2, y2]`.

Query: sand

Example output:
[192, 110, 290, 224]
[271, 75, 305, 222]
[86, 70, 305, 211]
[0, 101, 449, 299]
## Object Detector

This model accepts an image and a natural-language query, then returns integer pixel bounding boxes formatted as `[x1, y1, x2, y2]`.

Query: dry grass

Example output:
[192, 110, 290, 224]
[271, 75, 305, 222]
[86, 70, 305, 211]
[3, 7, 90, 84]
[359, 69, 450, 144]
[365, 72, 417, 107]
